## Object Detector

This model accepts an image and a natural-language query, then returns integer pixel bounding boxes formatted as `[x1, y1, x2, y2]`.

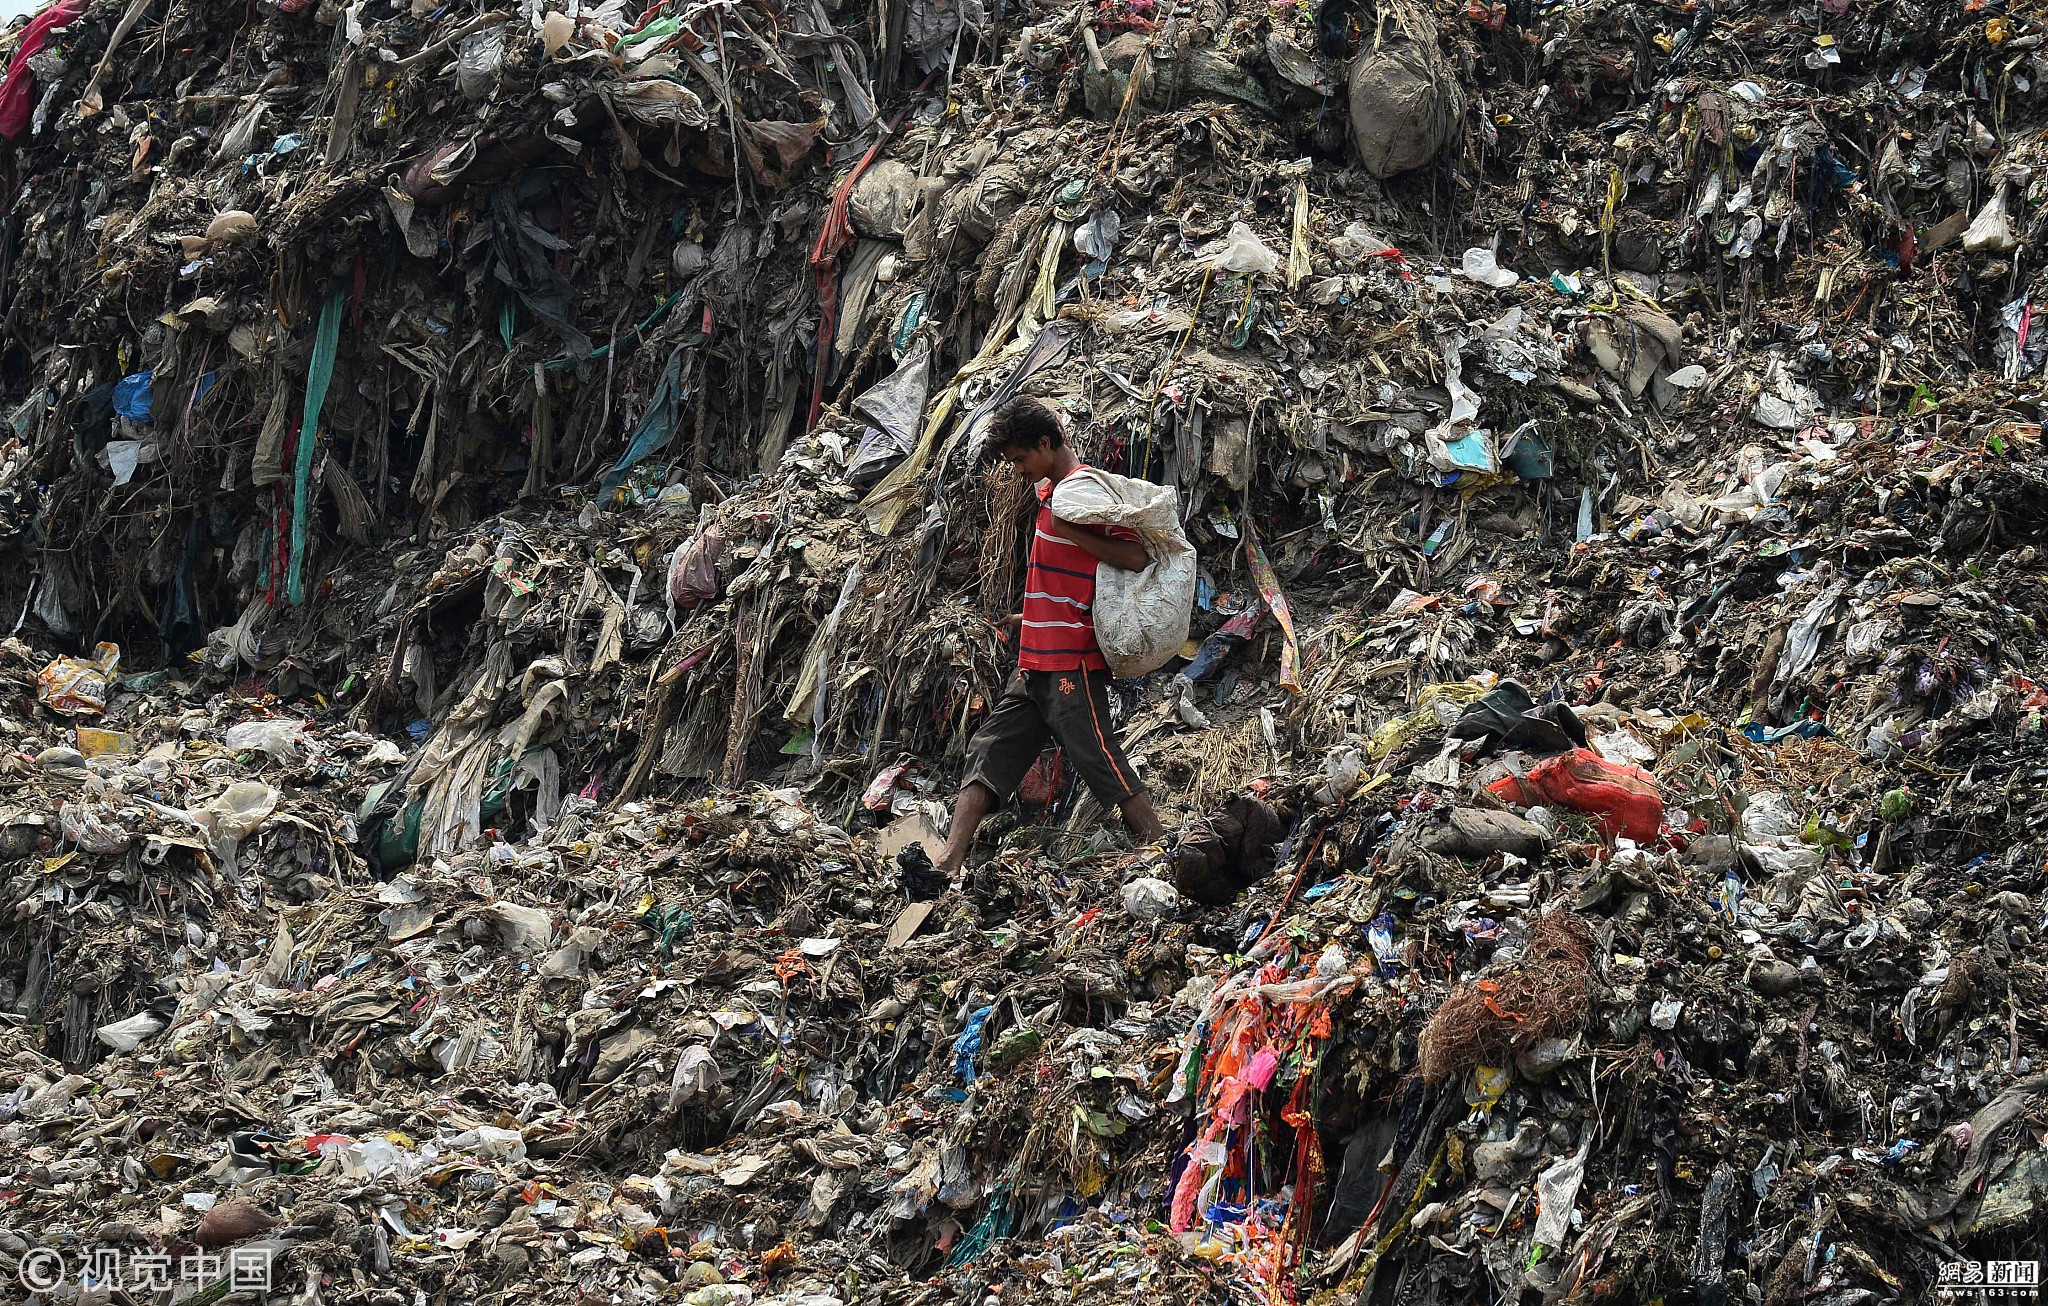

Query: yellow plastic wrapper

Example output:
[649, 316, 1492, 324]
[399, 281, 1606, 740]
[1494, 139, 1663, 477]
[1468, 1064, 1512, 1111]
[1368, 680, 1491, 760]
[36, 642, 120, 716]
[75, 726, 136, 757]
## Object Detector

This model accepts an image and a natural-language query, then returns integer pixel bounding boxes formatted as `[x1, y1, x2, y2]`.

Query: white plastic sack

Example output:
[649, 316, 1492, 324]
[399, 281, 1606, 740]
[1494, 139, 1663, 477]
[487, 901, 555, 954]
[539, 925, 603, 978]
[1458, 247, 1517, 288]
[60, 802, 133, 854]
[1961, 186, 2018, 254]
[668, 1045, 723, 1108]
[1121, 877, 1180, 920]
[1739, 789, 1823, 877]
[1741, 791, 1802, 841]
[1203, 222, 1280, 276]
[1047, 468, 1197, 679]
[224, 718, 309, 761]
[96, 1010, 168, 1052]
[1317, 745, 1365, 804]
[200, 780, 278, 856]
[1590, 728, 1655, 767]
[1531, 1145, 1589, 1250]
[451, 1124, 527, 1161]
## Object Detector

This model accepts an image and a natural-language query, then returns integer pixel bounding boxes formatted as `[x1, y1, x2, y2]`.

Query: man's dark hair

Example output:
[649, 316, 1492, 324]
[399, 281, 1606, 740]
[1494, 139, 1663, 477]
[986, 397, 1065, 452]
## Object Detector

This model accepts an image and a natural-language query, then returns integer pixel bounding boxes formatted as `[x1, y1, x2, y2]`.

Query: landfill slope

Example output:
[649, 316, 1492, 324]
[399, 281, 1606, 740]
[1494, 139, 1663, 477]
[2, 0, 2047, 1303]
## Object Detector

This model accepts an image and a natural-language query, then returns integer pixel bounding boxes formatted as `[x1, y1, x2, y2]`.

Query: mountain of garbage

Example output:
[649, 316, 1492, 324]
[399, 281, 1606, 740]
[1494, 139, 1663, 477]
[1, 0, 2046, 1302]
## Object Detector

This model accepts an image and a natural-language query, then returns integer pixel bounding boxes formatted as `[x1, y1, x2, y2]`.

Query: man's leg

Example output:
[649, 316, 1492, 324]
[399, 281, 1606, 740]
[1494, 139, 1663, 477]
[940, 671, 1051, 877]
[1047, 667, 1161, 847]
[937, 782, 997, 876]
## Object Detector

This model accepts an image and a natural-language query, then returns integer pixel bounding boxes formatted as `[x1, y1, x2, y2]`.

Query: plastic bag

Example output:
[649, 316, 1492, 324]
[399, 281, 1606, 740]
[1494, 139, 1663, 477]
[1203, 222, 1280, 276]
[113, 371, 155, 421]
[1016, 749, 1064, 807]
[1122, 877, 1180, 920]
[450, 1124, 527, 1161]
[1488, 748, 1662, 842]
[1737, 790, 1822, 876]
[338, 1137, 405, 1179]
[457, 24, 509, 100]
[1961, 186, 2017, 254]
[1348, 37, 1463, 178]
[850, 159, 920, 239]
[667, 523, 727, 611]
[1589, 728, 1655, 767]
[1459, 247, 1518, 288]
[200, 780, 279, 863]
[211, 100, 265, 160]
[539, 925, 603, 978]
[1316, 745, 1365, 804]
[1705, 453, 1791, 524]
[96, 1010, 168, 1052]
[1769, 582, 1846, 711]
[1074, 209, 1121, 262]
[609, 78, 711, 129]
[1740, 791, 1801, 841]
[1328, 221, 1397, 262]
[845, 343, 932, 486]
[667, 1045, 723, 1108]
[487, 901, 554, 954]
[1531, 1145, 1589, 1250]
[37, 642, 120, 716]
[60, 802, 133, 854]
[224, 718, 310, 761]
[1047, 468, 1197, 679]
[541, 10, 574, 56]
[104, 439, 147, 485]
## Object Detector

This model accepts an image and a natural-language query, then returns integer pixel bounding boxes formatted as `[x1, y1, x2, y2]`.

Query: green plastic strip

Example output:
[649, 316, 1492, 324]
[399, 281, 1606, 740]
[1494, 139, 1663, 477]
[287, 290, 347, 605]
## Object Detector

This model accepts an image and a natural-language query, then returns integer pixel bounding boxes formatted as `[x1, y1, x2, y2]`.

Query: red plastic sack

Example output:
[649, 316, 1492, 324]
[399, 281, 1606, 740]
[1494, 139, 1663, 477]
[0, 0, 83, 140]
[1487, 748, 1662, 842]
[1017, 750, 1066, 808]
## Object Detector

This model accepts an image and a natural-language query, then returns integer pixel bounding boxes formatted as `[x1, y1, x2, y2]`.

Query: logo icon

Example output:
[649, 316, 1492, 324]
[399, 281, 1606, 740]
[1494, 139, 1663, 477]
[17, 1248, 64, 1292]
[1936, 1260, 2040, 1299]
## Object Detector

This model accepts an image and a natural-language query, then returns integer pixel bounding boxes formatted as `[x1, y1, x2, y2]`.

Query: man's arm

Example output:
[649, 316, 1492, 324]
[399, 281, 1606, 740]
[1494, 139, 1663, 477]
[1051, 518, 1150, 571]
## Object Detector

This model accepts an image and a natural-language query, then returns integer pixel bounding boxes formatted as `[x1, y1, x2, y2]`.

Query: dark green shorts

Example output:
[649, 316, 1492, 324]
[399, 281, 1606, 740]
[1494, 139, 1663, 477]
[963, 667, 1141, 808]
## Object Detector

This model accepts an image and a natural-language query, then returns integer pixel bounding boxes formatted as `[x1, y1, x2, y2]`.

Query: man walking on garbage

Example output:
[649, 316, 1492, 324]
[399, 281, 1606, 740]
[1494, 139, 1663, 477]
[933, 398, 1166, 879]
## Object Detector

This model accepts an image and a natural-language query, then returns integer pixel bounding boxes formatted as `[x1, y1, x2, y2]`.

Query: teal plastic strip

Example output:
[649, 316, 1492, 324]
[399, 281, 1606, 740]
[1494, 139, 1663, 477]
[287, 290, 347, 605]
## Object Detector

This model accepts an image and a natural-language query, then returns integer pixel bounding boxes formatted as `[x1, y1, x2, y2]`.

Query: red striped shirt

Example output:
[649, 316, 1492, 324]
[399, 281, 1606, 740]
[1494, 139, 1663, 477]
[1018, 468, 1138, 672]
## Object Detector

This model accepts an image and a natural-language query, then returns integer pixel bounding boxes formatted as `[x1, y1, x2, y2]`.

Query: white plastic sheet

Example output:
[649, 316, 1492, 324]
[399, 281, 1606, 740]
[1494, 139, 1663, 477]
[1202, 222, 1280, 276]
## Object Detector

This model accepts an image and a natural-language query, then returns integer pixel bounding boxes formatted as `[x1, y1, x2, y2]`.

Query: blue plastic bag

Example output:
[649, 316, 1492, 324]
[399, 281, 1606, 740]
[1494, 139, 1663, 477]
[113, 371, 154, 421]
